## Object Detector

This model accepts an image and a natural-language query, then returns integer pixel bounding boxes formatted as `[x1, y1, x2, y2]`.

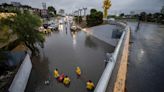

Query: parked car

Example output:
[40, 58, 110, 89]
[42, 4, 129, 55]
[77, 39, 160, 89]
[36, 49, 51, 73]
[43, 29, 51, 34]
[48, 23, 58, 31]
[39, 26, 51, 34]
[43, 24, 50, 29]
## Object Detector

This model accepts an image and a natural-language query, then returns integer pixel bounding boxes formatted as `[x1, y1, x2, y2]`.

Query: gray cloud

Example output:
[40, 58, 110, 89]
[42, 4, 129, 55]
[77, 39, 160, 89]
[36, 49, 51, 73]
[0, 0, 164, 14]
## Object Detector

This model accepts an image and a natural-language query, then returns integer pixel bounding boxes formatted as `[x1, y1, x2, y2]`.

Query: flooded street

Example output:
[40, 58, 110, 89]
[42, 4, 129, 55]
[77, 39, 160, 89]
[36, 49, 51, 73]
[127, 22, 164, 92]
[25, 21, 115, 92]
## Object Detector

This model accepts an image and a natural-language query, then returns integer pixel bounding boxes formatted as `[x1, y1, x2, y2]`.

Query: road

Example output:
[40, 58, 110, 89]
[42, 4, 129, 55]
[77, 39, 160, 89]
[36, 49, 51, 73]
[25, 20, 116, 92]
[127, 22, 164, 92]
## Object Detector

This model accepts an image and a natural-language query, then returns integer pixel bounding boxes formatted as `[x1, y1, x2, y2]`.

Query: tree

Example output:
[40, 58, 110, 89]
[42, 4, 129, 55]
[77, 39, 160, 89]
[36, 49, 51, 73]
[74, 16, 82, 23]
[140, 12, 147, 21]
[147, 13, 153, 22]
[86, 9, 103, 27]
[90, 9, 97, 14]
[48, 6, 56, 17]
[120, 13, 124, 17]
[0, 12, 45, 55]
[96, 11, 103, 24]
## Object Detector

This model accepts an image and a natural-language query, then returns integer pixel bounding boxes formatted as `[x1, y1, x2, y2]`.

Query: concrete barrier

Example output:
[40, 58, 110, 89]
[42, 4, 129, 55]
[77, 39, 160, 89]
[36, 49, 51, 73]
[113, 25, 130, 92]
[94, 22, 130, 92]
[8, 54, 32, 92]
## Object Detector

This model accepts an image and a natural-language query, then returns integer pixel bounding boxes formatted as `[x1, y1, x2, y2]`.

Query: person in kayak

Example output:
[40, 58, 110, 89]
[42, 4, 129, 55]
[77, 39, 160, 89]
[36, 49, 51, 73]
[63, 76, 71, 85]
[75, 66, 81, 76]
[58, 73, 65, 82]
[86, 80, 95, 91]
[54, 69, 59, 79]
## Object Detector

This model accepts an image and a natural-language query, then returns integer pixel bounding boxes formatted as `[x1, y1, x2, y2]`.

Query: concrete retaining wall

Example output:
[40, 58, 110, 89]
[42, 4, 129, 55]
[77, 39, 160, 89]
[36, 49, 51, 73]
[113, 24, 130, 92]
[8, 54, 32, 92]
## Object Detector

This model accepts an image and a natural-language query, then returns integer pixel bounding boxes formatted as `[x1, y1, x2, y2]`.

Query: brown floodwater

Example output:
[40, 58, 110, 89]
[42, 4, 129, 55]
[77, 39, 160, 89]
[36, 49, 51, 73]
[25, 22, 115, 92]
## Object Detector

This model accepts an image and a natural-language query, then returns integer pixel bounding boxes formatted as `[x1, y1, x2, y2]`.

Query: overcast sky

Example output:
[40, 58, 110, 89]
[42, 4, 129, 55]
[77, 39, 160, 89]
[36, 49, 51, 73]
[1, 0, 164, 14]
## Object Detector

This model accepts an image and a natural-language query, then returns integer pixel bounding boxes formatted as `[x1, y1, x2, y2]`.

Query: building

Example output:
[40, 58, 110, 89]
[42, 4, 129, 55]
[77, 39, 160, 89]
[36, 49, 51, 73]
[41, 9, 48, 18]
[41, 2, 48, 18]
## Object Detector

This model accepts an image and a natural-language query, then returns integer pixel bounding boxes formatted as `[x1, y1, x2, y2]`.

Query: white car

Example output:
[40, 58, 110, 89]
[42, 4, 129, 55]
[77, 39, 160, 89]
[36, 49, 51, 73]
[71, 25, 77, 31]
[48, 23, 58, 31]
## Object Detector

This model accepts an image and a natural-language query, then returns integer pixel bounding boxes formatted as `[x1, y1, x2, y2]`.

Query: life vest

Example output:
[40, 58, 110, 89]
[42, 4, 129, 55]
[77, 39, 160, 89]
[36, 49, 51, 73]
[86, 82, 95, 90]
[63, 77, 71, 85]
[76, 67, 81, 76]
[54, 70, 59, 78]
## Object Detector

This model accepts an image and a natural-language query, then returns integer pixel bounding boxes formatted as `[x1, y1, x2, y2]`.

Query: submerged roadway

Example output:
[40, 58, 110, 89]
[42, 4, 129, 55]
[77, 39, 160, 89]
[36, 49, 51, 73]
[25, 19, 117, 92]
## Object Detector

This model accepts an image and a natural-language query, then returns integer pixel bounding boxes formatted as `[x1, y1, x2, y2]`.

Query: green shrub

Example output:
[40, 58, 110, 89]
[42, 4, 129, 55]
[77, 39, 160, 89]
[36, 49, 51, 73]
[86, 9, 103, 27]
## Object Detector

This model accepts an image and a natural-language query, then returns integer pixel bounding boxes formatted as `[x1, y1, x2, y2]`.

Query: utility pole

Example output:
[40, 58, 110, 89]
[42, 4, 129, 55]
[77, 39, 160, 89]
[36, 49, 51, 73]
[74, 10, 79, 25]
[83, 7, 87, 20]
[74, 11, 76, 16]
[79, 9, 82, 16]
[78, 10, 80, 24]
[79, 9, 82, 24]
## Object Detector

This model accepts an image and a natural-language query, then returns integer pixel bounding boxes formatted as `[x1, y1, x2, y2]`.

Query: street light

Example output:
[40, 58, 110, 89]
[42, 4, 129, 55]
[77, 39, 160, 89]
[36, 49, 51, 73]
[79, 9, 82, 17]
[83, 8, 87, 17]
[83, 7, 87, 20]
[74, 10, 78, 16]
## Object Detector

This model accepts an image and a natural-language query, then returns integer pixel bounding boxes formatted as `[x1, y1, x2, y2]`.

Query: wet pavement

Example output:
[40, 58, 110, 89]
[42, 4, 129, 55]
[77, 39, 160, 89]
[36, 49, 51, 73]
[85, 24, 120, 46]
[25, 21, 115, 92]
[127, 22, 164, 92]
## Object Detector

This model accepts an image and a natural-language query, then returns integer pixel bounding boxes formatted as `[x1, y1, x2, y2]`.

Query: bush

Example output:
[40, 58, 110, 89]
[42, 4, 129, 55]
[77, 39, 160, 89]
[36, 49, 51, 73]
[86, 9, 103, 27]
[0, 12, 45, 55]
[74, 16, 82, 23]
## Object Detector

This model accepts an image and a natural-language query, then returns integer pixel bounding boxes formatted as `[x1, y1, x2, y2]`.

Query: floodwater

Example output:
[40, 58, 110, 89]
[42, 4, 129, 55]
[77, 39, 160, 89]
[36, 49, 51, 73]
[25, 20, 115, 92]
[127, 22, 164, 92]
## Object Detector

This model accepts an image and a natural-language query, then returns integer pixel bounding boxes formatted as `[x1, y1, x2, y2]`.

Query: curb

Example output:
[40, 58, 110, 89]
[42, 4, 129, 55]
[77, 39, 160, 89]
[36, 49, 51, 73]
[113, 27, 130, 92]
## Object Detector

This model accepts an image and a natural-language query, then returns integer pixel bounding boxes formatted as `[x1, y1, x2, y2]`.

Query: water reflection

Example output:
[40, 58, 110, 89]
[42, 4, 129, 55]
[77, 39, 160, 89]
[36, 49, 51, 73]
[85, 35, 97, 49]
[70, 31, 77, 46]
[58, 24, 64, 31]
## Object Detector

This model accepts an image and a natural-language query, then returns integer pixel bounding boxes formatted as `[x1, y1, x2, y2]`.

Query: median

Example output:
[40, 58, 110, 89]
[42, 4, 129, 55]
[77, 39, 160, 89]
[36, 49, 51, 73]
[113, 25, 130, 92]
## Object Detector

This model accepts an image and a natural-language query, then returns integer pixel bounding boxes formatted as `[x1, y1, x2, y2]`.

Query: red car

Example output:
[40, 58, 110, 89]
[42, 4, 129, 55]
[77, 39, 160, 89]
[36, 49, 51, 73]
[58, 73, 65, 82]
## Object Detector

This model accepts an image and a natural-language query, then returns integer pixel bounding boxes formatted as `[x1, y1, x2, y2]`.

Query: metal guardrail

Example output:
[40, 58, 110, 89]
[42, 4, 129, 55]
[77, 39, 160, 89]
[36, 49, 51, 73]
[94, 22, 129, 92]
